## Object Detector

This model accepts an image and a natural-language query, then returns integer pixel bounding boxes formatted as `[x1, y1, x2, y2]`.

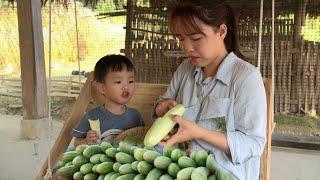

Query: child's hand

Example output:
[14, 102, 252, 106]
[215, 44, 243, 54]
[155, 99, 177, 117]
[85, 130, 100, 144]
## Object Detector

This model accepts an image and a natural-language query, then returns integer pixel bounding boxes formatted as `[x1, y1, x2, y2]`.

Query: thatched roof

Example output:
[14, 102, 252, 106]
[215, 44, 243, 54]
[3, 0, 319, 18]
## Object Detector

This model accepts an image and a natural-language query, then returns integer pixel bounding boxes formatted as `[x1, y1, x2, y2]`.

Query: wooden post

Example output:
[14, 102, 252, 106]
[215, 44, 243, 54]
[125, 0, 133, 58]
[17, 0, 48, 139]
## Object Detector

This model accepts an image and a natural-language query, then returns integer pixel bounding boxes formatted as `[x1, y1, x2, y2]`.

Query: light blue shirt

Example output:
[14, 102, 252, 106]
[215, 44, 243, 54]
[159, 52, 267, 180]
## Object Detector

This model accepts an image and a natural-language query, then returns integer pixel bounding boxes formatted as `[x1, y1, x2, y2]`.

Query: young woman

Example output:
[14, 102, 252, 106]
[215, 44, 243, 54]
[155, 1, 267, 179]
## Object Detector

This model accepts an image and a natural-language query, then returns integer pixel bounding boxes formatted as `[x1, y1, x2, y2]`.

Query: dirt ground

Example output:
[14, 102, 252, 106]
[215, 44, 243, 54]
[0, 95, 319, 138]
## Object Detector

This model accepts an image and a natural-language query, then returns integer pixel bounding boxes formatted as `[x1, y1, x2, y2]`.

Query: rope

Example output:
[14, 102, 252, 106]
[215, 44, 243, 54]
[257, 0, 264, 70]
[43, 0, 53, 179]
[74, 0, 81, 85]
[271, 0, 275, 116]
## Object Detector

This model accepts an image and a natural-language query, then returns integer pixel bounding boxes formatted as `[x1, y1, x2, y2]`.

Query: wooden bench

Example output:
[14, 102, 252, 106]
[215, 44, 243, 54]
[37, 74, 274, 180]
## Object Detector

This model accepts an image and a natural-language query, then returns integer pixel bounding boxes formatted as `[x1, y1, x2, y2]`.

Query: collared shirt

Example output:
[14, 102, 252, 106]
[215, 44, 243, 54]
[159, 52, 267, 180]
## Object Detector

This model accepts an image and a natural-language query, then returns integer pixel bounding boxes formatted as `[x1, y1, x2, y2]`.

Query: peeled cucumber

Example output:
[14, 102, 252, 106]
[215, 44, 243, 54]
[144, 104, 185, 147]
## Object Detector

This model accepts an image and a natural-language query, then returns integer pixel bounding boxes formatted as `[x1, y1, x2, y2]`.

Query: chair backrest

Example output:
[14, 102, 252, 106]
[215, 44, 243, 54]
[37, 75, 273, 180]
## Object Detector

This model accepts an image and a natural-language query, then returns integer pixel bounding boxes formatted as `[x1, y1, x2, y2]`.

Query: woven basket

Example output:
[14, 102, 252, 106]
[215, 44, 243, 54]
[114, 126, 151, 143]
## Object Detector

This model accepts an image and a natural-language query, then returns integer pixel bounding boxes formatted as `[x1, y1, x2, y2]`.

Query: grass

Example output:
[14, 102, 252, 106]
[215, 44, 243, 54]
[274, 114, 320, 136]
[274, 114, 319, 129]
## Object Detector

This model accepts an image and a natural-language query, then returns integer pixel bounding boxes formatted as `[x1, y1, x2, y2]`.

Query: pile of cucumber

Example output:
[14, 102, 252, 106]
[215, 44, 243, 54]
[56, 141, 230, 180]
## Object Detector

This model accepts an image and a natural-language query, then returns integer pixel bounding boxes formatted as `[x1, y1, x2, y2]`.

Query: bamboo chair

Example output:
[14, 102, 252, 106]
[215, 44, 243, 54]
[37, 74, 274, 180]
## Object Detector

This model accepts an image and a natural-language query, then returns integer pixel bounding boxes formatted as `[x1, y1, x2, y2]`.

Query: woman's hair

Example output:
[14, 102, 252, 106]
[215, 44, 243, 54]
[94, 55, 135, 83]
[169, 0, 245, 59]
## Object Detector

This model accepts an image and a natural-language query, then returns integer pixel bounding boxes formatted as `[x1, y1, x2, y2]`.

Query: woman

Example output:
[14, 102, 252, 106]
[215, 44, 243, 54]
[155, 0, 267, 179]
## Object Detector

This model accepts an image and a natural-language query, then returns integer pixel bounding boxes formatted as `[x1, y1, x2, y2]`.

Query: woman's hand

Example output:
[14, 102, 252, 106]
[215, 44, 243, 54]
[86, 130, 100, 144]
[155, 99, 177, 117]
[161, 115, 200, 147]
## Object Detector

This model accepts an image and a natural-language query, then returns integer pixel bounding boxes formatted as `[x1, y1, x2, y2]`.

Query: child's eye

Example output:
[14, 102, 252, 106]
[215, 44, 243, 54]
[129, 80, 134, 83]
[114, 81, 121, 84]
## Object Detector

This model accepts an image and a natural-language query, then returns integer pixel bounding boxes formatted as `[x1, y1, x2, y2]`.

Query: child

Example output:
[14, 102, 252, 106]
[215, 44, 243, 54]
[155, 0, 267, 180]
[71, 55, 144, 147]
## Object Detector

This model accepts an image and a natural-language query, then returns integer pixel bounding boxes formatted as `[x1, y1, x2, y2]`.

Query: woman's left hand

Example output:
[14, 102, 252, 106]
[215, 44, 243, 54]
[161, 115, 200, 147]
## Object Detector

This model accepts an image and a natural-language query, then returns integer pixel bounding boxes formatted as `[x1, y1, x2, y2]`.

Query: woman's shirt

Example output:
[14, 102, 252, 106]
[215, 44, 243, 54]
[159, 52, 267, 180]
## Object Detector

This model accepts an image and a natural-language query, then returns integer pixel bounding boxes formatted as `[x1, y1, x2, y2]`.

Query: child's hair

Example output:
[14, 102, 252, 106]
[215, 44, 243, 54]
[169, 0, 245, 59]
[94, 55, 135, 83]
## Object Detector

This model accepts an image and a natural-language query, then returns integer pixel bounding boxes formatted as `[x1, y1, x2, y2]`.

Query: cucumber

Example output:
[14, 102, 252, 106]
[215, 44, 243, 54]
[80, 163, 94, 174]
[116, 152, 135, 164]
[134, 174, 145, 180]
[90, 154, 104, 164]
[195, 150, 208, 167]
[116, 174, 137, 180]
[83, 145, 103, 158]
[143, 150, 161, 163]
[177, 167, 195, 180]
[154, 156, 172, 169]
[106, 147, 119, 159]
[207, 174, 217, 180]
[137, 161, 153, 175]
[119, 141, 135, 155]
[56, 165, 79, 176]
[109, 173, 121, 180]
[73, 155, 90, 168]
[84, 173, 98, 180]
[178, 156, 196, 168]
[98, 174, 106, 180]
[105, 172, 117, 180]
[65, 161, 73, 167]
[159, 174, 173, 180]
[92, 164, 98, 173]
[171, 149, 185, 163]
[100, 154, 113, 162]
[67, 146, 76, 152]
[100, 142, 113, 152]
[61, 151, 78, 163]
[56, 160, 66, 169]
[191, 167, 209, 180]
[73, 171, 85, 180]
[131, 161, 139, 171]
[134, 148, 146, 161]
[146, 168, 163, 180]
[189, 152, 196, 161]
[163, 146, 175, 157]
[167, 163, 181, 178]
[76, 144, 89, 155]
[113, 162, 122, 172]
[119, 163, 135, 174]
[206, 154, 219, 174]
[96, 162, 114, 174]
[217, 169, 231, 180]
[144, 104, 185, 147]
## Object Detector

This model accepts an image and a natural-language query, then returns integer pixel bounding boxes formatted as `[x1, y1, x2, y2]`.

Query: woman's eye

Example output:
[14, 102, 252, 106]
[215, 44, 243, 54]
[191, 37, 202, 41]
[178, 38, 184, 41]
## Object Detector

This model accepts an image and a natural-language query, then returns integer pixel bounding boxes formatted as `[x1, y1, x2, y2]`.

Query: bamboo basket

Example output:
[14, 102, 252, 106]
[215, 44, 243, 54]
[114, 126, 151, 143]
